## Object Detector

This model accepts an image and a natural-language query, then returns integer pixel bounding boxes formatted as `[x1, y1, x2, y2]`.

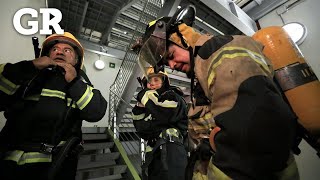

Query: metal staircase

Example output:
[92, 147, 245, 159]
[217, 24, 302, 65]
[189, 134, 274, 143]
[76, 127, 128, 180]
[77, 0, 193, 178]
[108, 0, 163, 178]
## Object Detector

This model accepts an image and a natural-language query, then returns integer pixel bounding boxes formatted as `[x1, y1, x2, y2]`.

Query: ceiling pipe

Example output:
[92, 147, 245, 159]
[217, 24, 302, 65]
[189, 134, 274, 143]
[235, 0, 252, 8]
[243, 0, 290, 20]
[77, 0, 89, 36]
[242, 0, 264, 12]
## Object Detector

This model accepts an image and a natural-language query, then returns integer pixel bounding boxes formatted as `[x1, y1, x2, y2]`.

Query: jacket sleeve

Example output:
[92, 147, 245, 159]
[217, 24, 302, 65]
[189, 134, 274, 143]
[140, 89, 182, 125]
[132, 105, 146, 121]
[67, 71, 107, 122]
[0, 61, 39, 110]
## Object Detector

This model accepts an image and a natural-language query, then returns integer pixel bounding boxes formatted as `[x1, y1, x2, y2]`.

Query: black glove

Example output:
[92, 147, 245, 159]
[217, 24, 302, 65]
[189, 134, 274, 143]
[198, 139, 213, 161]
[194, 83, 210, 106]
[136, 88, 149, 102]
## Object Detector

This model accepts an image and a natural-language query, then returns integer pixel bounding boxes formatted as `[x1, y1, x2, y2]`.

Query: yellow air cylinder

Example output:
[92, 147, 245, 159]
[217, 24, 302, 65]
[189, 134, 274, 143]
[252, 26, 320, 134]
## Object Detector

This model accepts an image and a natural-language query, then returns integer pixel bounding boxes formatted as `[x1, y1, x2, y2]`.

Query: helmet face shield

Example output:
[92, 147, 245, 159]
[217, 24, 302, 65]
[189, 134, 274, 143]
[138, 20, 168, 74]
[138, 35, 167, 70]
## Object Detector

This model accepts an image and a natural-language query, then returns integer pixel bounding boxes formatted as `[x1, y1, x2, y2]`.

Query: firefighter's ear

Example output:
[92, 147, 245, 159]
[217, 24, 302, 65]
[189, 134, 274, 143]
[167, 4, 196, 28]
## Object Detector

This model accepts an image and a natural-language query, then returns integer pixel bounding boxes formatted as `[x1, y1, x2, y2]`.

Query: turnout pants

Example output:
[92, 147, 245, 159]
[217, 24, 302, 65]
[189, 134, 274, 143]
[143, 141, 188, 180]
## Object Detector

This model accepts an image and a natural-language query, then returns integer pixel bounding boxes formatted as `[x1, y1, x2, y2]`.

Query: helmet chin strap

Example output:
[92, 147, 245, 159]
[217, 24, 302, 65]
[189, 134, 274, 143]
[153, 64, 165, 74]
[188, 46, 196, 108]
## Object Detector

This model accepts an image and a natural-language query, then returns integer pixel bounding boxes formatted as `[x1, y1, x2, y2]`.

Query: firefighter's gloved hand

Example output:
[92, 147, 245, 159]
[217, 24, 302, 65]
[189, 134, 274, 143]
[198, 139, 213, 161]
[70, 144, 84, 157]
[194, 83, 210, 106]
[136, 88, 149, 103]
[32, 56, 57, 70]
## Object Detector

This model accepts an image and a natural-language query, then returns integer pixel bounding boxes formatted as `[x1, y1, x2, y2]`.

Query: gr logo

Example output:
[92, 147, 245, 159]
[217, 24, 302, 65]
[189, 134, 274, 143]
[13, 8, 64, 35]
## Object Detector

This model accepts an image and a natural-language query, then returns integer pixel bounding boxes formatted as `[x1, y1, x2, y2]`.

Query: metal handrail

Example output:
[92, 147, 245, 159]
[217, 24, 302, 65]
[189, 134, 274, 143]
[107, 0, 163, 177]
[109, 88, 133, 109]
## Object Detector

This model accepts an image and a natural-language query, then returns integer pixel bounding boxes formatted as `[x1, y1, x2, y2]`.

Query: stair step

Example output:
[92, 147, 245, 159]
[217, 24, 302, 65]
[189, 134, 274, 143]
[119, 124, 134, 128]
[120, 118, 133, 123]
[77, 164, 127, 179]
[118, 126, 136, 132]
[120, 141, 140, 155]
[79, 152, 120, 163]
[87, 174, 123, 180]
[77, 160, 116, 170]
[83, 142, 114, 151]
[82, 127, 107, 134]
[83, 133, 108, 141]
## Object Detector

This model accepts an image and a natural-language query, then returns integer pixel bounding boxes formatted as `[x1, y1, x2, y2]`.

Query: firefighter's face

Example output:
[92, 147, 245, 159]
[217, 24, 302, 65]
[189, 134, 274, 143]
[147, 76, 163, 90]
[166, 44, 191, 73]
[49, 43, 77, 66]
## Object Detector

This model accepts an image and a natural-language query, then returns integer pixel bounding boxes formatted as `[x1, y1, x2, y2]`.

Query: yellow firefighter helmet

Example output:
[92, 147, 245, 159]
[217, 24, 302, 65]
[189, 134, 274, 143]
[40, 32, 84, 70]
[140, 66, 170, 89]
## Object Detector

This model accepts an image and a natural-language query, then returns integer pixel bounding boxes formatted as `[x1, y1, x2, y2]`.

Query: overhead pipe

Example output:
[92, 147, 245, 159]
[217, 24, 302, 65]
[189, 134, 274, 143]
[243, 0, 291, 20]
[77, 0, 89, 36]
[235, 0, 252, 8]
[242, 0, 265, 12]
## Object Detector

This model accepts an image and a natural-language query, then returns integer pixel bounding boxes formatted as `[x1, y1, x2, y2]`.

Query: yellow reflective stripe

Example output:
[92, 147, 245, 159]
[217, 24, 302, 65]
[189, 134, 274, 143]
[4, 150, 24, 162]
[159, 128, 180, 138]
[208, 158, 232, 180]
[148, 16, 164, 27]
[58, 141, 66, 145]
[141, 90, 157, 105]
[36, 89, 77, 108]
[189, 113, 215, 132]
[67, 98, 77, 108]
[0, 64, 20, 95]
[149, 20, 157, 27]
[77, 86, 94, 110]
[4, 150, 52, 165]
[207, 58, 222, 88]
[207, 47, 270, 87]
[223, 46, 268, 64]
[132, 113, 145, 120]
[21, 152, 52, 165]
[141, 90, 178, 108]
[146, 145, 153, 152]
[24, 94, 40, 101]
[41, 88, 66, 99]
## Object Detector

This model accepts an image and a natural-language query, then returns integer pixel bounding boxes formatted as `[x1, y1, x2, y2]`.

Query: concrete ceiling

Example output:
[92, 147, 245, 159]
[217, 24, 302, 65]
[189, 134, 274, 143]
[47, 0, 286, 98]
[47, 0, 254, 52]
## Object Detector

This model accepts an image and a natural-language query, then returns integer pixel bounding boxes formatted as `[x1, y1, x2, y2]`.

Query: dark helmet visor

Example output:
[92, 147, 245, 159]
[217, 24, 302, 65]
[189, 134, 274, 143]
[138, 34, 167, 69]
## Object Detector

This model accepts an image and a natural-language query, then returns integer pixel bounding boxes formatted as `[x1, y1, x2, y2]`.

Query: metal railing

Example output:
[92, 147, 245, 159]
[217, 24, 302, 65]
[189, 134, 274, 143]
[108, 0, 163, 176]
[109, 89, 143, 174]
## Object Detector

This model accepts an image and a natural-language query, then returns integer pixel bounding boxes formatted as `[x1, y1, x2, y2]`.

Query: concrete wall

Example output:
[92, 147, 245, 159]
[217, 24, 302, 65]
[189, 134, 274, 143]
[258, 0, 320, 179]
[81, 51, 122, 127]
[0, 0, 122, 130]
[0, 0, 47, 130]
[258, 0, 320, 79]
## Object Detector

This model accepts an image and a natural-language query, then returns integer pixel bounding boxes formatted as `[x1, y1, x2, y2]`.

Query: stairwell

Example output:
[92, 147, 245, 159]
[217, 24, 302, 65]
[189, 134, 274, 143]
[76, 127, 129, 180]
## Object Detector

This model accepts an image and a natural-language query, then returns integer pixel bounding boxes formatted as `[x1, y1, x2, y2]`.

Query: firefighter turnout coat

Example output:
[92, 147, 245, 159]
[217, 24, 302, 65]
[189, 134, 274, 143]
[189, 35, 298, 179]
[0, 60, 107, 167]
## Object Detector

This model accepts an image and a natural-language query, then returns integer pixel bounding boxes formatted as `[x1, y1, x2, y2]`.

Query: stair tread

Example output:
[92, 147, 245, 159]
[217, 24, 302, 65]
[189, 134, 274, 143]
[77, 164, 127, 173]
[76, 165, 127, 180]
[83, 133, 108, 140]
[77, 160, 116, 170]
[82, 127, 107, 134]
[87, 174, 123, 180]
[83, 142, 114, 150]
[79, 152, 120, 163]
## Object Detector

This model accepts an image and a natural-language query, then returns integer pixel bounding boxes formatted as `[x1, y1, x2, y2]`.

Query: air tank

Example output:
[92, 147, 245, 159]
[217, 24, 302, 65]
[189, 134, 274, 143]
[253, 26, 320, 135]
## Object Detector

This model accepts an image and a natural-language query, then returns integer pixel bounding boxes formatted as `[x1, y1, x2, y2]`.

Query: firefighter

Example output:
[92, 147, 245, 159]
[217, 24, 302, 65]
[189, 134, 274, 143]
[132, 5, 300, 180]
[132, 67, 188, 180]
[0, 32, 107, 180]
